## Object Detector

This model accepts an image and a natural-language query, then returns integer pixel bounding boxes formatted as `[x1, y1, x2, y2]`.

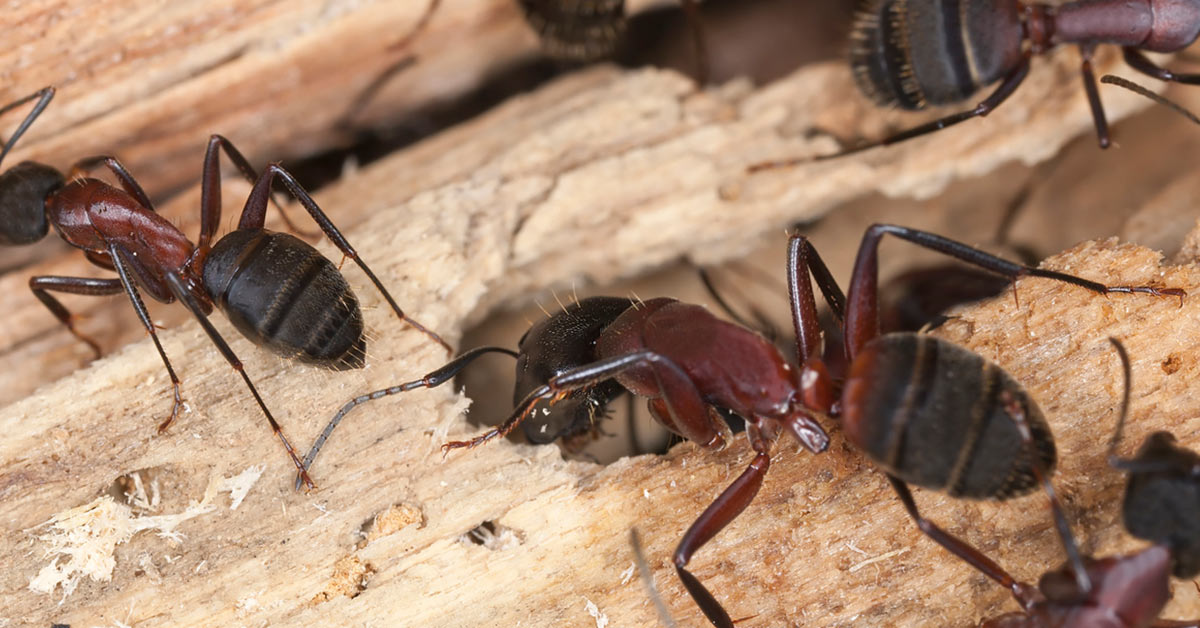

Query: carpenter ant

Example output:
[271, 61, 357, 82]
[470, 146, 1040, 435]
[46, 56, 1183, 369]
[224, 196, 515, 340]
[1107, 337, 1200, 582]
[930, 338, 1200, 627]
[317, 223, 1180, 626]
[299, 295, 636, 486]
[302, 273, 786, 477]
[0, 87, 449, 490]
[749, 0, 1200, 170]
[518, 0, 708, 81]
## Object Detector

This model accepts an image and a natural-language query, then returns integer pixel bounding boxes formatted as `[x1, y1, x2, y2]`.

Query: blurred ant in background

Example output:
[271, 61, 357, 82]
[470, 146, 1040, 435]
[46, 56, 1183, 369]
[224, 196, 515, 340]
[751, 0, 1200, 169]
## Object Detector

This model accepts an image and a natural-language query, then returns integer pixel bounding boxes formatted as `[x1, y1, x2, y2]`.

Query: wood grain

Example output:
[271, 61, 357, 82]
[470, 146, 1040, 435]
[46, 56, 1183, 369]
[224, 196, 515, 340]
[5, 230, 1200, 626]
[0, 16, 1186, 627]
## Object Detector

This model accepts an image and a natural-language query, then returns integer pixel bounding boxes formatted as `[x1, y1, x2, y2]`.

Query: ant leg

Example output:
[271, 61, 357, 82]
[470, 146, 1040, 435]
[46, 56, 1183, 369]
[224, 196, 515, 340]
[105, 245, 185, 432]
[1101, 74, 1200, 126]
[237, 162, 451, 352]
[747, 53, 1031, 170]
[158, 267, 316, 490]
[1123, 48, 1200, 85]
[196, 135, 315, 251]
[888, 477, 1041, 610]
[69, 156, 155, 212]
[338, 57, 418, 130]
[297, 346, 518, 489]
[841, 224, 1185, 361]
[673, 424, 774, 628]
[340, 0, 440, 127]
[1079, 45, 1111, 148]
[29, 276, 124, 358]
[787, 234, 847, 366]
[444, 350, 721, 450]
[998, 390, 1090, 594]
[681, 0, 710, 84]
[0, 86, 55, 167]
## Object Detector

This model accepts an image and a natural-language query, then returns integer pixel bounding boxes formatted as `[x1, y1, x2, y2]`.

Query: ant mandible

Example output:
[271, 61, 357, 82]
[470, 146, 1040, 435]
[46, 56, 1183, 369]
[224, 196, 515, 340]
[0, 87, 450, 491]
[306, 223, 1181, 626]
[750, 0, 1200, 169]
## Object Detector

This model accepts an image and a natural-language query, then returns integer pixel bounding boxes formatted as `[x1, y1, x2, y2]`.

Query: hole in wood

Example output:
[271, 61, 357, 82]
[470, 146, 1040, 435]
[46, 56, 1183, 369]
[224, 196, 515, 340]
[461, 520, 523, 551]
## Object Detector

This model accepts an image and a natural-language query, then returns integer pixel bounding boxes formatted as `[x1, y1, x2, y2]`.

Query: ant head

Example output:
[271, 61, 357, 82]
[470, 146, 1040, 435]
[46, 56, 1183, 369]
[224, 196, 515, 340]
[0, 161, 62, 245]
[514, 296, 636, 444]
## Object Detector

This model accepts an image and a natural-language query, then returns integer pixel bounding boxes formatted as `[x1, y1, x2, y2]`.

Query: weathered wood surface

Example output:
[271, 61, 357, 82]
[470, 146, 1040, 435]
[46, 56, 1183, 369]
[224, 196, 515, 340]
[0, 15, 1192, 627]
[5, 227, 1200, 626]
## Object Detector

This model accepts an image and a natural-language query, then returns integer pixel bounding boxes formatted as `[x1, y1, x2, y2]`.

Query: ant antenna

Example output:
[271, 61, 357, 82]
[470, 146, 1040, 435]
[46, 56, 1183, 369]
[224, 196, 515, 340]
[630, 528, 678, 628]
[1101, 75, 1200, 126]
[1105, 337, 1135, 464]
[0, 87, 55, 166]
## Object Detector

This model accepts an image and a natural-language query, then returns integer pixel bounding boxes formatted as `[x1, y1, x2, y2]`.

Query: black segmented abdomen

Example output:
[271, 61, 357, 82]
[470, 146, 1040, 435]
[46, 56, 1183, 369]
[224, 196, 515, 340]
[202, 229, 366, 369]
[850, 0, 1023, 108]
[842, 333, 1055, 500]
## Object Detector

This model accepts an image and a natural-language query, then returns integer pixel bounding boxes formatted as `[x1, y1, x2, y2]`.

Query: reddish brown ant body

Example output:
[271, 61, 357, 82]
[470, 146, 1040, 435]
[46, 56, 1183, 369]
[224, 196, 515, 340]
[310, 222, 1179, 626]
[0, 87, 448, 490]
[750, 0, 1200, 169]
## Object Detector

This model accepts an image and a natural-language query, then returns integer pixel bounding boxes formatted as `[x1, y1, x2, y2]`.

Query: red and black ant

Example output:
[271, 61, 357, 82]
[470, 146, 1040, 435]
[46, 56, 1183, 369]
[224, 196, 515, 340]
[305, 223, 1180, 626]
[301, 273, 791, 476]
[750, 0, 1200, 169]
[0, 87, 449, 491]
[298, 295, 649, 489]
[919, 338, 1200, 627]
